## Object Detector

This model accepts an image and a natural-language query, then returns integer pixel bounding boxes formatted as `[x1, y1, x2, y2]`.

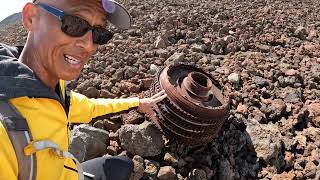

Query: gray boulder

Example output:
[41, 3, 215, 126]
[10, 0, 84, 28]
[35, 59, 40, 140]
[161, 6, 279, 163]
[246, 119, 284, 169]
[118, 121, 164, 157]
[166, 52, 185, 65]
[69, 124, 109, 162]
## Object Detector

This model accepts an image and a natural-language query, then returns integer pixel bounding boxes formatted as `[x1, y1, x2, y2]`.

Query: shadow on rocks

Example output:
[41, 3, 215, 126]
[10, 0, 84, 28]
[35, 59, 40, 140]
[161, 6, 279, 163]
[161, 116, 262, 180]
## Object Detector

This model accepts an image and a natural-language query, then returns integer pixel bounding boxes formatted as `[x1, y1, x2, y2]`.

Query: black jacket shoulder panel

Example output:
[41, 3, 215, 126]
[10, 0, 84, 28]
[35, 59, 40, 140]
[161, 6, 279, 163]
[0, 43, 20, 59]
[0, 43, 62, 103]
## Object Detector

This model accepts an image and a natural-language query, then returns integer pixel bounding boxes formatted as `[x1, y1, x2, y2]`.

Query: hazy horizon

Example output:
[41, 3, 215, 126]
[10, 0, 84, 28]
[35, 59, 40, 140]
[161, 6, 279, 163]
[0, 0, 29, 22]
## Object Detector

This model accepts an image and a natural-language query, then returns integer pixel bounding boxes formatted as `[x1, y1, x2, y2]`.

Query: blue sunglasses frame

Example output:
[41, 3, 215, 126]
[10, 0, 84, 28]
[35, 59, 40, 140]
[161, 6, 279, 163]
[35, 3, 113, 45]
[36, 3, 64, 20]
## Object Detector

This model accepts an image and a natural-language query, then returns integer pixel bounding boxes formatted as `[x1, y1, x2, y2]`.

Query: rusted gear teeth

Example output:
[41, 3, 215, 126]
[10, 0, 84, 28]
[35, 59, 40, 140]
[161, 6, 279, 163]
[148, 63, 230, 145]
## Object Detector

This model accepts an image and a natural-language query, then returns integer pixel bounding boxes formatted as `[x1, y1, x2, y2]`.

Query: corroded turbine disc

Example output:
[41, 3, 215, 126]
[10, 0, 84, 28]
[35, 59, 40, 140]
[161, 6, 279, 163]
[149, 64, 230, 145]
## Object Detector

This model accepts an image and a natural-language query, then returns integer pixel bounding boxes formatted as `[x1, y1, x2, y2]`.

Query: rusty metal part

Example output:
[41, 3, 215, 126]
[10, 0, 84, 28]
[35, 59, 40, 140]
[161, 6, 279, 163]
[149, 64, 230, 145]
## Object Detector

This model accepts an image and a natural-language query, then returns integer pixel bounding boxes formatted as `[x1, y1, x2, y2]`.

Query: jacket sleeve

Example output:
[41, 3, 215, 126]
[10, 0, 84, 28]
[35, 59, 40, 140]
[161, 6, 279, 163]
[0, 122, 18, 180]
[68, 91, 140, 123]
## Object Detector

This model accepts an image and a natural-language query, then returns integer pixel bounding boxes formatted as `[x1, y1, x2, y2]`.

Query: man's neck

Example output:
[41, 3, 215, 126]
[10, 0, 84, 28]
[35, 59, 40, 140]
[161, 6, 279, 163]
[19, 40, 58, 91]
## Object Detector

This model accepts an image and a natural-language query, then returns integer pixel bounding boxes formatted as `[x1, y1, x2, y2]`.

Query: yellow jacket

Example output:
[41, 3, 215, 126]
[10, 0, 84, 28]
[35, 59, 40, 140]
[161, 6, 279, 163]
[0, 44, 140, 179]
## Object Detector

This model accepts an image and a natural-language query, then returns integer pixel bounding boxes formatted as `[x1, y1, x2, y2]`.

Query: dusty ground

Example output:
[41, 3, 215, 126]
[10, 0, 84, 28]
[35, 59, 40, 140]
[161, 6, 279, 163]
[1, 0, 319, 179]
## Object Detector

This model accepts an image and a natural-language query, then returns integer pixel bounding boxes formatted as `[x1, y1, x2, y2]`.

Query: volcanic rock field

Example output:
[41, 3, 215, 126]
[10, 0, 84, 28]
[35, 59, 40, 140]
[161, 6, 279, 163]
[1, 0, 320, 179]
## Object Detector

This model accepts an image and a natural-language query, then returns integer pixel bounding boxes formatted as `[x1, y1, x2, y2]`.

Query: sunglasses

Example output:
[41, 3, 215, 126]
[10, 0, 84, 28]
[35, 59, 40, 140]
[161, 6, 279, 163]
[36, 3, 113, 45]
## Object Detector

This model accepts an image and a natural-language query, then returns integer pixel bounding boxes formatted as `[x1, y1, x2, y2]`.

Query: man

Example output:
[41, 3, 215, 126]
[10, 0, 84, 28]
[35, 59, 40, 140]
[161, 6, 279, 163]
[0, 0, 166, 179]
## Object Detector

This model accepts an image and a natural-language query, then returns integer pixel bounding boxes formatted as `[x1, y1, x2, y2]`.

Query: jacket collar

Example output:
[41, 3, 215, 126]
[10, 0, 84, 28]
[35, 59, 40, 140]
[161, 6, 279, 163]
[0, 43, 65, 109]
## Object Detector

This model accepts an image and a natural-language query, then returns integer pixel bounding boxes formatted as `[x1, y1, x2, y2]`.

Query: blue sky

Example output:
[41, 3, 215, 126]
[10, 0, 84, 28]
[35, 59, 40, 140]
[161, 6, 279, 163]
[0, 0, 29, 22]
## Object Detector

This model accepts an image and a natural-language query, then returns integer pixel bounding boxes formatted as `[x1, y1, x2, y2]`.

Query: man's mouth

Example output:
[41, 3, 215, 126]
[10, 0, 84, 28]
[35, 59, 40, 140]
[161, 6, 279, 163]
[64, 55, 81, 65]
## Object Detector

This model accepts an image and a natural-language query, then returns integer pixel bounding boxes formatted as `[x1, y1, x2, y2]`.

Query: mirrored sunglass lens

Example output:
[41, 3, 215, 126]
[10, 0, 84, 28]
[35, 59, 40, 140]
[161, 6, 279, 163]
[93, 28, 113, 45]
[61, 15, 89, 37]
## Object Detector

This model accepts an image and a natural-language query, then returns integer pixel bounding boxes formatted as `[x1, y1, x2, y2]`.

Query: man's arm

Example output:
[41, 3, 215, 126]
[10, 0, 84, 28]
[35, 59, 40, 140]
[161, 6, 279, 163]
[68, 90, 167, 124]
[68, 91, 140, 123]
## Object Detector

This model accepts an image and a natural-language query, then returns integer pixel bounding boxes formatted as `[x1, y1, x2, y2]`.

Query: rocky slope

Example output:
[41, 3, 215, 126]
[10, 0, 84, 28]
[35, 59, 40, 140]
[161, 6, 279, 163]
[0, 13, 21, 30]
[1, 0, 320, 179]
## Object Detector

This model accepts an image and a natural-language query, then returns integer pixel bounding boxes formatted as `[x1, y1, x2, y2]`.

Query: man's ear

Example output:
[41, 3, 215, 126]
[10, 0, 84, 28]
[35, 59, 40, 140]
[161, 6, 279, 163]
[21, 3, 39, 32]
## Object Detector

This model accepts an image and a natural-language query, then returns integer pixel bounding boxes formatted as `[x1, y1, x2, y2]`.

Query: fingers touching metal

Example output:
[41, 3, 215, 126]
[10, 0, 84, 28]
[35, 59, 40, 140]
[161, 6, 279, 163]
[151, 90, 165, 99]
[151, 90, 167, 103]
[154, 94, 167, 103]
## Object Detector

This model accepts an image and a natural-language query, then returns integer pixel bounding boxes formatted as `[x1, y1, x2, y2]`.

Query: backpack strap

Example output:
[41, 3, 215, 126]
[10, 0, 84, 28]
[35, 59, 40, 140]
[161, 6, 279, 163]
[0, 101, 37, 180]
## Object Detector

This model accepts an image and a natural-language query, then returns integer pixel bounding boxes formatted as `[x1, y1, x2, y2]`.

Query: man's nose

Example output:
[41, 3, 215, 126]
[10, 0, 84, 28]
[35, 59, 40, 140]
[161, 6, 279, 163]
[75, 31, 97, 53]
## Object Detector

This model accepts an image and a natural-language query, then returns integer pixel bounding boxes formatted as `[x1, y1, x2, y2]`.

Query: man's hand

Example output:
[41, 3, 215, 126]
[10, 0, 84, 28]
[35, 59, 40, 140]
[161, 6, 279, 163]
[137, 90, 167, 115]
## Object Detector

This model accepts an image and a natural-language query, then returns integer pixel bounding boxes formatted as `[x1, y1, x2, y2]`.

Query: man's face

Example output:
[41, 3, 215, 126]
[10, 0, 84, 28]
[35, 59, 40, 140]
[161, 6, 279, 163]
[32, 0, 106, 81]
